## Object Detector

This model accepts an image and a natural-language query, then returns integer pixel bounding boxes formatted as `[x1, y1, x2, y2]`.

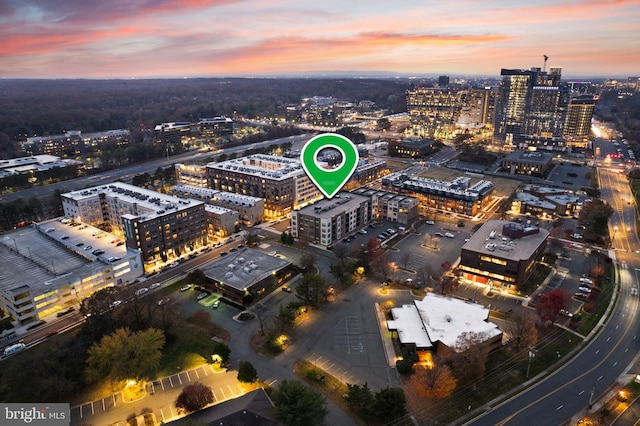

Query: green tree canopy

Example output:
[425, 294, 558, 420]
[237, 361, 258, 384]
[86, 327, 165, 383]
[271, 380, 328, 426]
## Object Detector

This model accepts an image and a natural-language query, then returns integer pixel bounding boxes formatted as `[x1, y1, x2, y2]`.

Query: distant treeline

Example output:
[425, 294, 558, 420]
[0, 78, 411, 158]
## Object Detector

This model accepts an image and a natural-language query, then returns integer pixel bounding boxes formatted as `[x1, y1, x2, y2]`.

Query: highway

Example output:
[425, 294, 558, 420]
[470, 139, 640, 425]
[0, 134, 311, 204]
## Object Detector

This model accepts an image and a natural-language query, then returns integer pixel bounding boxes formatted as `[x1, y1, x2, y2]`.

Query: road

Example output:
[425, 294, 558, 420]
[1, 134, 311, 204]
[469, 150, 640, 424]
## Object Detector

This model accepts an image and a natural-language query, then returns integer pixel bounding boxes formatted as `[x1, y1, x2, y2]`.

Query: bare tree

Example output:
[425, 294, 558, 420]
[448, 331, 490, 384]
[400, 252, 412, 269]
[505, 311, 538, 356]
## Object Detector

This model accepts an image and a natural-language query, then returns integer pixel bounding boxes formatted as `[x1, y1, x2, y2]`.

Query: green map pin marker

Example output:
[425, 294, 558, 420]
[300, 133, 359, 199]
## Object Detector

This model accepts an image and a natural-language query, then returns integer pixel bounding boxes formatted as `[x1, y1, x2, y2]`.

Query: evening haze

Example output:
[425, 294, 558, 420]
[1, 0, 639, 79]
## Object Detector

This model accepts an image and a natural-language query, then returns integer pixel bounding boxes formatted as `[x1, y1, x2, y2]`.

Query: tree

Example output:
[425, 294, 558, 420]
[371, 387, 407, 423]
[400, 252, 411, 269]
[186, 269, 208, 287]
[536, 288, 568, 324]
[271, 380, 328, 426]
[449, 331, 490, 384]
[299, 252, 317, 274]
[211, 342, 231, 366]
[175, 382, 214, 413]
[237, 361, 258, 384]
[275, 304, 296, 333]
[86, 327, 165, 383]
[411, 362, 457, 399]
[345, 382, 374, 413]
[295, 273, 326, 308]
[505, 311, 538, 355]
[331, 243, 348, 266]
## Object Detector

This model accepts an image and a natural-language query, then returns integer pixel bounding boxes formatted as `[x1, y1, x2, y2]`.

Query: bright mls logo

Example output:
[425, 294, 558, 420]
[2, 404, 69, 425]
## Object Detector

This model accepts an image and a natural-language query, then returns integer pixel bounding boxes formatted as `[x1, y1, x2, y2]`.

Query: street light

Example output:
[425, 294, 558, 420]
[611, 226, 618, 249]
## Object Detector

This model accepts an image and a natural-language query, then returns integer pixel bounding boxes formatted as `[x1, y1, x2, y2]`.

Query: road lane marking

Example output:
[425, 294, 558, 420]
[91, 402, 94, 415]
[579, 390, 585, 395]
[228, 384, 235, 395]
[220, 387, 226, 399]
[269, 379, 277, 386]
[598, 375, 603, 381]
[556, 405, 563, 411]
[169, 376, 173, 387]
[195, 368, 200, 379]
[595, 349, 600, 354]
[186, 370, 191, 381]
[177, 373, 183, 385]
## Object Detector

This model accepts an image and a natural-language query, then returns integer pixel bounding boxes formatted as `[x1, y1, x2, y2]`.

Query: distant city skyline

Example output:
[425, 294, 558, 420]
[1, 0, 639, 79]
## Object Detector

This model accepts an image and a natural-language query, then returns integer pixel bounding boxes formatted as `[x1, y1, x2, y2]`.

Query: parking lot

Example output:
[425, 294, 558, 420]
[387, 220, 473, 285]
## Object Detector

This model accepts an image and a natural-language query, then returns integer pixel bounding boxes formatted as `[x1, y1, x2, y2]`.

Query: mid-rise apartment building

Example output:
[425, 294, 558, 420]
[382, 174, 494, 217]
[61, 182, 207, 265]
[170, 184, 264, 226]
[291, 192, 372, 247]
[351, 188, 419, 225]
[206, 154, 322, 218]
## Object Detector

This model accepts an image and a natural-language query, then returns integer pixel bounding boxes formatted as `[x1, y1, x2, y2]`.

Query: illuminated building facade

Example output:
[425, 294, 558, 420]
[61, 182, 207, 265]
[175, 163, 208, 187]
[351, 188, 419, 225]
[500, 150, 553, 176]
[564, 95, 597, 147]
[382, 173, 494, 217]
[406, 88, 460, 138]
[459, 220, 548, 290]
[198, 117, 233, 136]
[388, 138, 435, 158]
[206, 154, 322, 218]
[291, 192, 372, 247]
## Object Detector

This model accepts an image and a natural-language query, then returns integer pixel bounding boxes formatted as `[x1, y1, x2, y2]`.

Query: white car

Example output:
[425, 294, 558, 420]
[135, 287, 149, 296]
[268, 251, 277, 256]
[579, 277, 593, 284]
[425, 220, 435, 225]
[150, 283, 161, 290]
[444, 232, 455, 238]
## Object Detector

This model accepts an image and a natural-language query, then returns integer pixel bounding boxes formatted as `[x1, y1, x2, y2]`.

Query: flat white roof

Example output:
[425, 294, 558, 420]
[388, 293, 502, 351]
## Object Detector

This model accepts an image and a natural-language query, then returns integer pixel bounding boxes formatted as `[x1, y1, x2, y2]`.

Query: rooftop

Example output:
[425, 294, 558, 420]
[63, 182, 203, 221]
[295, 192, 370, 219]
[0, 222, 129, 294]
[462, 220, 549, 260]
[503, 150, 553, 164]
[388, 293, 501, 350]
[200, 248, 291, 292]
[206, 154, 310, 181]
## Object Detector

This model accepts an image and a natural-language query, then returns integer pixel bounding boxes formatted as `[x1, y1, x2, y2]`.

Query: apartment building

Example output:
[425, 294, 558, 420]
[382, 173, 494, 217]
[291, 192, 371, 247]
[206, 154, 322, 218]
[61, 182, 207, 265]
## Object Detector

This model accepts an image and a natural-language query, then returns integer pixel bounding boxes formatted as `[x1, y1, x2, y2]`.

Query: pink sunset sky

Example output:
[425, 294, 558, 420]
[1, 0, 638, 79]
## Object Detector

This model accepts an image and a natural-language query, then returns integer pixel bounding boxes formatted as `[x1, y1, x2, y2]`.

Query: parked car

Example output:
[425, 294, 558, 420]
[281, 286, 292, 293]
[579, 277, 593, 284]
[197, 292, 209, 300]
[559, 309, 574, 317]
[425, 220, 435, 225]
[212, 300, 220, 309]
[180, 284, 192, 292]
[150, 283, 161, 290]
[435, 232, 444, 237]
[444, 232, 455, 238]
[157, 298, 170, 306]
[111, 300, 122, 308]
